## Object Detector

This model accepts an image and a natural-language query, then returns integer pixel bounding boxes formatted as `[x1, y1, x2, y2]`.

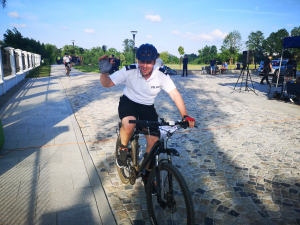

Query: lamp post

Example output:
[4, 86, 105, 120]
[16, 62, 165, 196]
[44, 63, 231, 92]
[67, 47, 69, 55]
[131, 31, 137, 64]
[71, 40, 75, 55]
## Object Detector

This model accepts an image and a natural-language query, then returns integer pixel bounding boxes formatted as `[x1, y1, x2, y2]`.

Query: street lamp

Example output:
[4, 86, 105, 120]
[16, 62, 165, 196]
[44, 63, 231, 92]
[71, 40, 75, 55]
[131, 31, 137, 64]
[67, 47, 69, 54]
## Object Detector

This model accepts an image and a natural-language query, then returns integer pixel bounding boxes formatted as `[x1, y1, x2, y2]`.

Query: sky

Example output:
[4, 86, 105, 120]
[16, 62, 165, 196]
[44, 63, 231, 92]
[0, 0, 299, 57]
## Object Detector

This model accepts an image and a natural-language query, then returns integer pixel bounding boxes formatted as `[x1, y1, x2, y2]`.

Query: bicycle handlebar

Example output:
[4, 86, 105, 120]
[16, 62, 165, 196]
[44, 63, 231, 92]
[129, 119, 195, 128]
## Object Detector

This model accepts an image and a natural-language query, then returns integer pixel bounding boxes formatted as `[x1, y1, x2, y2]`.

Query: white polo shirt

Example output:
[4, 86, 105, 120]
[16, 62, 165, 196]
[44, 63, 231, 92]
[110, 64, 176, 105]
[63, 56, 70, 63]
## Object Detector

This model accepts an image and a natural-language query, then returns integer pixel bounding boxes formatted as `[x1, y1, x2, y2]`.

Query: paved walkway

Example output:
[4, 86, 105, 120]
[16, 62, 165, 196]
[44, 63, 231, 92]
[0, 66, 115, 225]
[1, 65, 300, 225]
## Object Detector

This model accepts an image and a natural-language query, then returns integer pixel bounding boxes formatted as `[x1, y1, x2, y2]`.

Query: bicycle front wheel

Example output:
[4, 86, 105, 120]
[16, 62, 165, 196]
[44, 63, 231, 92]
[67, 67, 70, 77]
[146, 162, 195, 225]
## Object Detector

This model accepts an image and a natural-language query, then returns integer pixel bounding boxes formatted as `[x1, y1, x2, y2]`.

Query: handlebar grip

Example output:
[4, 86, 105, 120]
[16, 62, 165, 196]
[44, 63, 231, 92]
[129, 120, 146, 124]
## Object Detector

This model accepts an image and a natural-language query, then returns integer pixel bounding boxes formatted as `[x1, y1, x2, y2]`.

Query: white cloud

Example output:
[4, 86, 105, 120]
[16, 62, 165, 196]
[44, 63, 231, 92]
[287, 24, 293, 26]
[10, 23, 28, 28]
[59, 26, 69, 30]
[145, 15, 161, 22]
[8, 11, 20, 18]
[146, 35, 153, 38]
[172, 30, 180, 34]
[84, 29, 96, 34]
[172, 29, 227, 42]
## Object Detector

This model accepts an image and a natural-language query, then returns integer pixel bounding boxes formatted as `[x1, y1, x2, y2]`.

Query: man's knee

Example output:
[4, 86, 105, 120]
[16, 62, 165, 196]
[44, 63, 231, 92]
[121, 116, 136, 134]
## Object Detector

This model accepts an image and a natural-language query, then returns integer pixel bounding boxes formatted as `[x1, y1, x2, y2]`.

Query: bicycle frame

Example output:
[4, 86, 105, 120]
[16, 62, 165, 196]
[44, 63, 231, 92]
[130, 127, 180, 207]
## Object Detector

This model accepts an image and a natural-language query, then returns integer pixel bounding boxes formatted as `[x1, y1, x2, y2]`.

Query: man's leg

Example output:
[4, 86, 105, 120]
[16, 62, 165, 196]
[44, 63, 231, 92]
[144, 135, 159, 170]
[120, 116, 136, 146]
[116, 116, 136, 168]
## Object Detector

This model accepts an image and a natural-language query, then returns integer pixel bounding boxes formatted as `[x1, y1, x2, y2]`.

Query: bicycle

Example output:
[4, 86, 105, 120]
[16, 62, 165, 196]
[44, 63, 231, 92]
[115, 118, 195, 225]
[65, 62, 71, 77]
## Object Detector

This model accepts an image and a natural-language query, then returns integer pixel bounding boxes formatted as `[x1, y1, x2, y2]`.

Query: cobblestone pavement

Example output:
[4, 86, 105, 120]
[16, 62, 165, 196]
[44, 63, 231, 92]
[59, 68, 300, 225]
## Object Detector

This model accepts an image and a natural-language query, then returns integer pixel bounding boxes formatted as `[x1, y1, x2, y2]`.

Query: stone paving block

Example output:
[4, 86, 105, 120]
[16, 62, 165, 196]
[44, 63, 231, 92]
[72, 172, 91, 189]
[55, 136, 78, 145]
[0, 194, 36, 224]
[36, 187, 96, 215]
[19, 174, 73, 196]
[39, 160, 86, 178]
[2, 140, 18, 149]
[57, 206, 102, 225]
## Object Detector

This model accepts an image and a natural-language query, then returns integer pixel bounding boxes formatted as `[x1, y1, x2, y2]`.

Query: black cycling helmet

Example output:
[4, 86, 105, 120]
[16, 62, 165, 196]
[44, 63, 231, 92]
[136, 43, 158, 61]
[64, 53, 68, 55]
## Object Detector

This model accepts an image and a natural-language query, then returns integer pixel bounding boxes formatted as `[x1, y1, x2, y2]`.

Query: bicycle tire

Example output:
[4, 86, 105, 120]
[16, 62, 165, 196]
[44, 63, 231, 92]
[146, 162, 195, 225]
[131, 137, 139, 170]
[115, 136, 130, 184]
[67, 67, 70, 77]
[116, 136, 138, 184]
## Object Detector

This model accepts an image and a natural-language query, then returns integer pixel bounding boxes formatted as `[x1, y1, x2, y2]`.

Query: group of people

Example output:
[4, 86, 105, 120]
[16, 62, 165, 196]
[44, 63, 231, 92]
[260, 55, 298, 85]
[57, 54, 81, 65]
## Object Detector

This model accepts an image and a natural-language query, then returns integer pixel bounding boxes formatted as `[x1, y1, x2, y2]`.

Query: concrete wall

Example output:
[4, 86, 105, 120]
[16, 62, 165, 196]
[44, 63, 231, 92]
[0, 46, 41, 96]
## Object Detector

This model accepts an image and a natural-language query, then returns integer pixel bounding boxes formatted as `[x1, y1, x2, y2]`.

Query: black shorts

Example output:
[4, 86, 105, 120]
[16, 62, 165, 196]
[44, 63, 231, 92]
[65, 62, 71, 67]
[118, 95, 158, 124]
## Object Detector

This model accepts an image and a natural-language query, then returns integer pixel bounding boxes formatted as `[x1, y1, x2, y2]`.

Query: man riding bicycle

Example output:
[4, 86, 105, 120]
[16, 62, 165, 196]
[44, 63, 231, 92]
[99, 43, 195, 185]
[63, 53, 71, 75]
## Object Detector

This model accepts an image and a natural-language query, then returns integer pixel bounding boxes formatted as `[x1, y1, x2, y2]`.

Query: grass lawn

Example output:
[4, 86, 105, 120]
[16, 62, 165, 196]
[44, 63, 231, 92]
[26, 66, 51, 78]
[73, 65, 100, 73]
[166, 64, 260, 70]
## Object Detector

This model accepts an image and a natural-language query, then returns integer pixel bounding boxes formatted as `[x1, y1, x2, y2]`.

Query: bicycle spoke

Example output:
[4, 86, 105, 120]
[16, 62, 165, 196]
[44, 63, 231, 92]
[150, 169, 188, 224]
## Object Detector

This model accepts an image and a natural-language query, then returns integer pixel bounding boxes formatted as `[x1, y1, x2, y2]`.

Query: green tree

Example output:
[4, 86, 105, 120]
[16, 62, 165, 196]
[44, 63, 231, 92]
[120, 53, 126, 65]
[1, 0, 6, 8]
[160, 51, 169, 64]
[290, 26, 300, 60]
[178, 46, 185, 56]
[108, 48, 117, 53]
[263, 28, 289, 57]
[245, 31, 265, 66]
[123, 39, 134, 53]
[222, 30, 242, 54]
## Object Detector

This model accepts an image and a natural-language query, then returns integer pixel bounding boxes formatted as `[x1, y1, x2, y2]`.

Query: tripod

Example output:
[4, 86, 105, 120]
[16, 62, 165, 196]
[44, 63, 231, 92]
[233, 63, 258, 96]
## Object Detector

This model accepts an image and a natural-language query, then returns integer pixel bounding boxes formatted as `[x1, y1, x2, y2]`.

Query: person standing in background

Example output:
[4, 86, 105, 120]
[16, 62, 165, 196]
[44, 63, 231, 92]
[209, 58, 216, 75]
[293, 57, 297, 79]
[182, 55, 188, 77]
[115, 56, 121, 71]
[260, 55, 272, 85]
[155, 53, 164, 67]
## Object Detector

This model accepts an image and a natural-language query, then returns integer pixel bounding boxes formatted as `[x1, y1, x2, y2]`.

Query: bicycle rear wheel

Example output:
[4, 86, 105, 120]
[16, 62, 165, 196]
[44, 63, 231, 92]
[146, 162, 195, 225]
[116, 136, 130, 184]
[115, 136, 138, 184]
[67, 67, 70, 77]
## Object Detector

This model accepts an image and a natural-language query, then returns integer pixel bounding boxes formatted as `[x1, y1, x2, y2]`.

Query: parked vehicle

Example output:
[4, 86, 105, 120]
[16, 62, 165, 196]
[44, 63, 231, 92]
[258, 59, 288, 76]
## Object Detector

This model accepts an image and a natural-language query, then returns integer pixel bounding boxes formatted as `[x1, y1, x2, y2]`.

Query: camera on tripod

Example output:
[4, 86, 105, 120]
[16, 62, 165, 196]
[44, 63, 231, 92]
[233, 50, 258, 95]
